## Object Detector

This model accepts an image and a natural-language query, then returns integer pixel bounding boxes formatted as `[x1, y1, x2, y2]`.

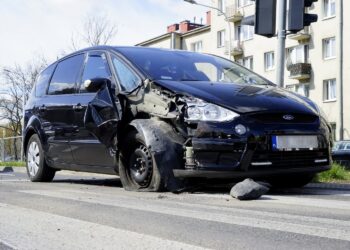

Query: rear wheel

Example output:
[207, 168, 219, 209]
[26, 134, 56, 182]
[119, 131, 163, 191]
[267, 174, 315, 188]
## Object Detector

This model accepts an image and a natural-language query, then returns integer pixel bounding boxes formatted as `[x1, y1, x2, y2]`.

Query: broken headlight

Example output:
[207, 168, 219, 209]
[185, 98, 239, 122]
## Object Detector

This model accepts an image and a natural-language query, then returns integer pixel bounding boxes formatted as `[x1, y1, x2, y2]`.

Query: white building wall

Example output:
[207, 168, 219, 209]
[138, 0, 349, 140]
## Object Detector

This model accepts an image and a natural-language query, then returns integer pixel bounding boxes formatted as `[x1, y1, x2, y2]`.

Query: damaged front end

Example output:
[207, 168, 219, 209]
[84, 77, 331, 182]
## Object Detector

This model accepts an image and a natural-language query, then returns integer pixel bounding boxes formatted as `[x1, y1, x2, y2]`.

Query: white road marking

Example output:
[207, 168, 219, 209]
[191, 191, 350, 207]
[260, 194, 350, 209]
[0, 173, 15, 176]
[0, 179, 28, 182]
[0, 203, 208, 250]
[21, 189, 350, 242]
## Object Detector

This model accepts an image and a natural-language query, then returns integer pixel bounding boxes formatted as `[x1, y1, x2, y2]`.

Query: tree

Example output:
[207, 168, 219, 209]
[70, 15, 118, 51]
[0, 58, 47, 159]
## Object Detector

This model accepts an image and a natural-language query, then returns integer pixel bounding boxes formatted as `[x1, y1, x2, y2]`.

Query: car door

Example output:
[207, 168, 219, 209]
[36, 53, 85, 167]
[70, 51, 116, 168]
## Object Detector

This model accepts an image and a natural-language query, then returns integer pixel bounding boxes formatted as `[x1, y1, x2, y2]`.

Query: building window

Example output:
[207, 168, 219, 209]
[285, 85, 295, 92]
[324, 0, 336, 18]
[330, 123, 336, 141]
[217, 30, 225, 48]
[237, 0, 254, 8]
[264, 51, 275, 71]
[191, 41, 203, 52]
[296, 84, 310, 97]
[218, 0, 225, 13]
[323, 37, 336, 59]
[239, 25, 254, 41]
[242, 56, 253, 70]
[287, 45, 309, 64]
[323, 79, 336, 101]
[285, 84, 309, 97]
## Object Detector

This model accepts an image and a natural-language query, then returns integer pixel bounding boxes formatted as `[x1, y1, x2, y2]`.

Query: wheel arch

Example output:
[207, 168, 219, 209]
[23, 115, 46, 156]
[120, 118, 186, 191]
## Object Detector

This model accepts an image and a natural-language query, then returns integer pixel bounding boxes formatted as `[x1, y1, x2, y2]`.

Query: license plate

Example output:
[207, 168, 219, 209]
[272, 135, 318, 150]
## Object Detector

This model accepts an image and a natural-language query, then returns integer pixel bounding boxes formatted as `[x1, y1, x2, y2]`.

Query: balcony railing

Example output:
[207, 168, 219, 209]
[226, 4, 243, 22]
[288, 27, 311, 41]
[225, 40, 244, 56]
[287, 63, 312, 80]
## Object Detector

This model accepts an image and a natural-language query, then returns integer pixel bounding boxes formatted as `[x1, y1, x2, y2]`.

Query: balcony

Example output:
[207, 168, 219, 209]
[225, 40, 244, 56]
[288, 27, 311, 41]
[226, 5, 243, 22]
[287, 63, 312, 80]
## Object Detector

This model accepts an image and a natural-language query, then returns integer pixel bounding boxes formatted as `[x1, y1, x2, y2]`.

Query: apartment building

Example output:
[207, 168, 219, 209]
[137, 0, 348, 140]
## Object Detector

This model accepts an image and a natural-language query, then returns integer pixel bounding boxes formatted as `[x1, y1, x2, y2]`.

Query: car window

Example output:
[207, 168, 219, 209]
[35, 63, 56, 97]
[111, 56, 140, 92]
[117, 48, 271, 85]
[48, 54, 84, 95]
[80, 53, 111, 93]
[345, 143, 350, 150]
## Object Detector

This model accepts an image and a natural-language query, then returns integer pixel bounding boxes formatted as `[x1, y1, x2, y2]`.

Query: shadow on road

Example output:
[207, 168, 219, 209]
[53, 177, 122, 188]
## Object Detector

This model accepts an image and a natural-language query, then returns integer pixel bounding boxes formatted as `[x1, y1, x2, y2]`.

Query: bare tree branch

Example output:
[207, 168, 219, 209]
[0, 59, 47, 140]
[69, 14, 118, 52]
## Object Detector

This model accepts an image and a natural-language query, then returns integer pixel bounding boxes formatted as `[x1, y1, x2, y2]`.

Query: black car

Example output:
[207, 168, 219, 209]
[332, 141, 350, 168]
[24, 46, 332, 191]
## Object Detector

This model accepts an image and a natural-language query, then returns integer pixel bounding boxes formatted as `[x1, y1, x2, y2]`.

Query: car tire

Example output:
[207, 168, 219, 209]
[118, 131, 165, 192]
[267, 174, 315, 189]
[26, 134, 56, 182]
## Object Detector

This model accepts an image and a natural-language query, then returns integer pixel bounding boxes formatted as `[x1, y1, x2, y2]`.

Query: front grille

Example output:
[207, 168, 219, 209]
[248, 113, 319, 124]
[250, 149, 329, 169]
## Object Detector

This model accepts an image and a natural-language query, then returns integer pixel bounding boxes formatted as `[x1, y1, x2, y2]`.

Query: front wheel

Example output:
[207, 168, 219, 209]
[119, 132, 163, 191]
[26, 134, 56, 182]
[267, 174, 315, 189]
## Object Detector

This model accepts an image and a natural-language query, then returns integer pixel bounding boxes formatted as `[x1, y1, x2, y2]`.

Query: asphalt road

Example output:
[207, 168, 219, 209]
[1, 168, 350, 250]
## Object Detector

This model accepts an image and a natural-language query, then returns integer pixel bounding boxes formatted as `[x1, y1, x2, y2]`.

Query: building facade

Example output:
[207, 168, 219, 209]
[137, 0, 349, 140]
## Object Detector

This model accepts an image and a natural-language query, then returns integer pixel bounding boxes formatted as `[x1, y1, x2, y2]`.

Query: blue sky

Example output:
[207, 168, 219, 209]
[0, 0, 210, 67]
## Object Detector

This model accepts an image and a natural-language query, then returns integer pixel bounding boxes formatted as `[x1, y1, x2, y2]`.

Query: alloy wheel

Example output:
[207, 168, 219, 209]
[27, 141, 40, 177]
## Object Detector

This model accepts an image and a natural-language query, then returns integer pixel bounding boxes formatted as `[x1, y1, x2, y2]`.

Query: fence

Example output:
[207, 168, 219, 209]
[0, 136, 23, 162]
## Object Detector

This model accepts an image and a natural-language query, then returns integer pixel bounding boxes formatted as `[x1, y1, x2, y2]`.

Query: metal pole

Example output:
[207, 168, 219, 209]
[276, 0, 287, 88]
[2, 130, 5, 162]
[20, 84, 25, 161]
[338, 0, 344, 140]
[183, 0, 232, 60]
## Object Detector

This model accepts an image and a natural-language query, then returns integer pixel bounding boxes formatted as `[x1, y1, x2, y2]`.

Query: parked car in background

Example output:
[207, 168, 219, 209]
[332, 141, 350, 168]
[23, 46, 332, 192]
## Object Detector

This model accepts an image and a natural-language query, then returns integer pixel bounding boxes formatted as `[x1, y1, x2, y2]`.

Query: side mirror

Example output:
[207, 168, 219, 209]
[84, 78, 111, 92]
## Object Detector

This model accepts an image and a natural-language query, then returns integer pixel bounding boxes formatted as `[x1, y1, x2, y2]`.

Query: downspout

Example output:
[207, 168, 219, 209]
[338, 0, 344, 140]
[171, 32, 176, 49]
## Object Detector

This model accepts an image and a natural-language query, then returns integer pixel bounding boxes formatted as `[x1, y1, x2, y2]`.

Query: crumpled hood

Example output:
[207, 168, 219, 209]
[155, 80, 318, 115]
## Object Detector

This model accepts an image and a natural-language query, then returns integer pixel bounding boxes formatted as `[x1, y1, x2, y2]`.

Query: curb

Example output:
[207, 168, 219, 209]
[307, 182, 350, 190]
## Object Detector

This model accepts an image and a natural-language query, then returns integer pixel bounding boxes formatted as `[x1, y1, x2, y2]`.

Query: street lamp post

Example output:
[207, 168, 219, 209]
[184, 0, 233, 60]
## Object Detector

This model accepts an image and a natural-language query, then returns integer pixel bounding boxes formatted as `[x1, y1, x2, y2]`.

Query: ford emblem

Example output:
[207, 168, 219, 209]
[283, 115, 295, 121]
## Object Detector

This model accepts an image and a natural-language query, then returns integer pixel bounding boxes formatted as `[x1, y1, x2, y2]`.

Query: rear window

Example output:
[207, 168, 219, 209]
[48, 54, 84, 95]
[35, 63, 56, 97]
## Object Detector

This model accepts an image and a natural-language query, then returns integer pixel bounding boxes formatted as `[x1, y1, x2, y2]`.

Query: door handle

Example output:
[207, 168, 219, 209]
[73, 104, 84, 111]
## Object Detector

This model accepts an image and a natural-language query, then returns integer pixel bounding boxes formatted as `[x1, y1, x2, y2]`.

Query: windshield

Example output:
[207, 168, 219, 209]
[117, 48, 271, 86]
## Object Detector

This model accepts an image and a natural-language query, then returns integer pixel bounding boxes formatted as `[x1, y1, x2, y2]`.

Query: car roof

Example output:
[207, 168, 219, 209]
[62, 45, 196, 60]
